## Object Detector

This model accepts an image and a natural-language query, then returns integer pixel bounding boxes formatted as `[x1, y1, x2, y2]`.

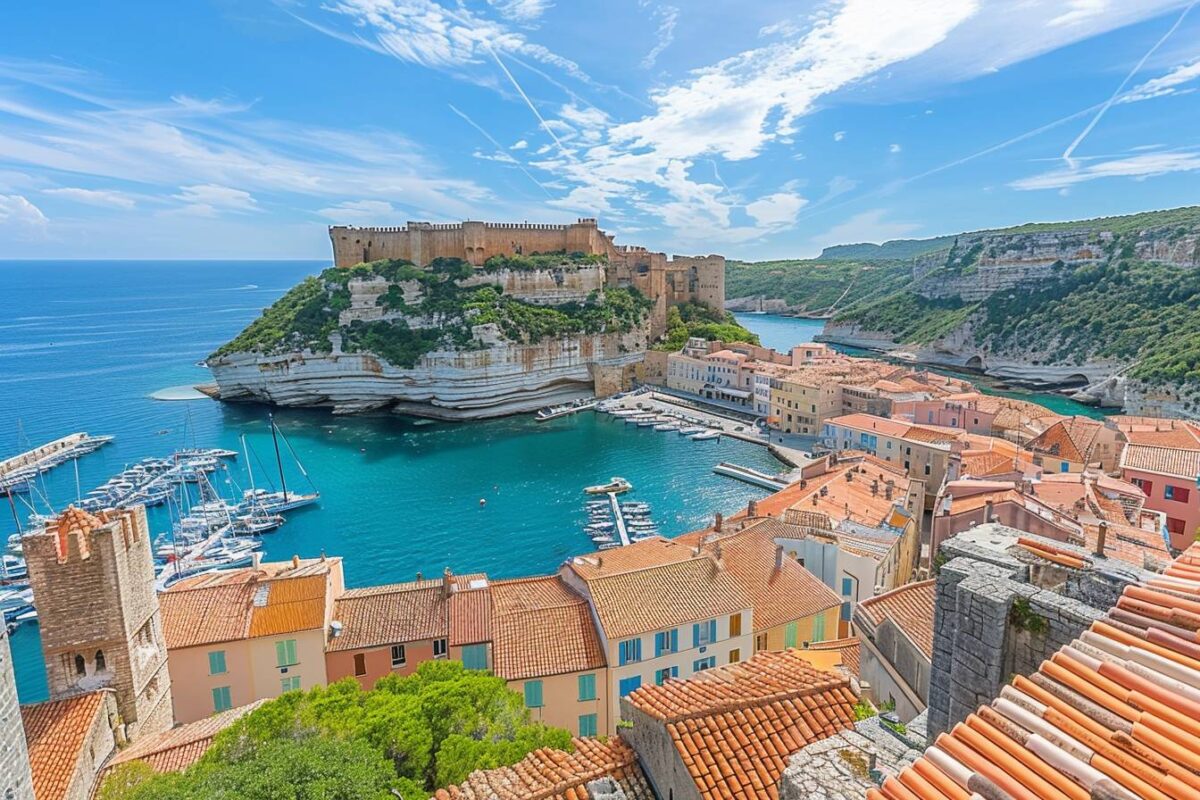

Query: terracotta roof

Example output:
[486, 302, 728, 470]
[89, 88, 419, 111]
[565, 536, 694, 580]
[448, 576, 492, 646]
[1121, 442, 1200, 480]
[433, 736, 653, 800]
[103, 701, 264, 775]
[857, 580, 936, 660]
[626, 649, 858, 800]
[578, 555, 752, 639]
[327, 579, 447, 652]
[1120, 419, 1200, 448]
[807, 637, 861, 678]
[161, 561, 335, 649]
[1027, 415, 1105, 464]
[872, 542, 1200, 800]
[489, 576, 606, 680]
[676, 520, 842, 630]
[21, 690, 111, 800]
[826, 413, 914, 439]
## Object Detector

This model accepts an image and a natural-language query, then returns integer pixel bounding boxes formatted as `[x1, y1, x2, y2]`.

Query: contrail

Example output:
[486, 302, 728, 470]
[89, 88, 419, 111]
[484, 41, 575, 161]
[1062, 0, 1197, 167]
[447, 103, 553, 197]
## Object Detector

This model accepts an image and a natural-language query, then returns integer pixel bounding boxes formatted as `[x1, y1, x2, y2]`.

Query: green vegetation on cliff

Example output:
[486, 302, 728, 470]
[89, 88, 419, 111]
[819, 236, 954, 261]
[211, 257, 652, 368]
[482, 250, 606, 271]
[725, 258, 912, 314]
[654, 303, 761, 351]
[98, 662, 573, 800]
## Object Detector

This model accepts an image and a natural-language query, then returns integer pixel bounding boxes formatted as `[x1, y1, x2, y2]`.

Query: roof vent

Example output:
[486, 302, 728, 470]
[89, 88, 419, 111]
[253, 585, 270, 607]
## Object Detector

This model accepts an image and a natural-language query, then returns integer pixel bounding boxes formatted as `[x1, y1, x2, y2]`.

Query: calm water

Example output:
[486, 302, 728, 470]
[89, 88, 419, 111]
[2, 261, 783, 703]
[732, 312, 1109, 420]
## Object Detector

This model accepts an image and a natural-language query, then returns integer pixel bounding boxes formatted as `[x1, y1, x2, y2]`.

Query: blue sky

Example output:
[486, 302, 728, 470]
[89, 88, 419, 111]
[1, 1, 1198, 260]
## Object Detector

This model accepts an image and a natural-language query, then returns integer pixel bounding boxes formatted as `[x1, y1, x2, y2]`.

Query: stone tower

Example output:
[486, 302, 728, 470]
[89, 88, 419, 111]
[23, 505, 172, 740]
[0, 625, 35, 800]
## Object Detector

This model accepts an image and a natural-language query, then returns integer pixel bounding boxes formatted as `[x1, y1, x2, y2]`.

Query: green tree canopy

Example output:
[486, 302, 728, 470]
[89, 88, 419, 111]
[99, 661, 572, 800]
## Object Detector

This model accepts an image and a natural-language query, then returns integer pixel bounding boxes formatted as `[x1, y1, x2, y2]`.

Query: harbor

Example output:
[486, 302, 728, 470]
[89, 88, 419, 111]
[0, 431, 113, 494]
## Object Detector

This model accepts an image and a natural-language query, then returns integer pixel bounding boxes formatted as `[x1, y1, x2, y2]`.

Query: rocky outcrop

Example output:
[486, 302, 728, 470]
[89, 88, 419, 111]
[209, 326, 647, 420]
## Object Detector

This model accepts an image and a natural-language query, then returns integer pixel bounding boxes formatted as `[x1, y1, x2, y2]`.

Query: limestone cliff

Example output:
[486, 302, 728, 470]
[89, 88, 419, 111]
[207, 258, 652, 419]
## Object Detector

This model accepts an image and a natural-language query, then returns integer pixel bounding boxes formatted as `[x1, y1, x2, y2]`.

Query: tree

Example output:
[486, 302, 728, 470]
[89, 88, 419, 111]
[98, 662, 572, 799]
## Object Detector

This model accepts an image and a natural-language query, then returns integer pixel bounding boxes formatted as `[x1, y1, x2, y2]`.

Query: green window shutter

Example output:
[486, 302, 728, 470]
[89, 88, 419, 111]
[812, 613, 826, 643]
[785, 621, 798, 648]
[212, 686, 231, 712]
[578, 673, 596, 701]
[462, 644, 488, 670]
[579, 713, 598, 737]
[524, 680, 543, 708]
[286, 639, 297, 665]
[208, 650, 226, 675]
[275, 641, 286, 666]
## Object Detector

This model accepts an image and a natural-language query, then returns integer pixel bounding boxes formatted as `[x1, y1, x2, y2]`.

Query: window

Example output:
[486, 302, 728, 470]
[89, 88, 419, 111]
[924, 464, 931, 476]
[212, 686, 232, 712]
[578, 713, 598, 737]
[693, 656, 717, 672]
[618, 638, 642, 665]
[1060, 461, 1070, 473]
[208, 650, 227, 676]
[654, 666, 679, 685]
[280, 676, 302, 693]
[841, 577, 853, 597]
[578, 673, 597, 701]
[729, 613, 742, 637]
[275, 639, 298, 668]
[755, 633, 767, 652]
[1166, 485, 1191, 503]
[784, 621, 798, 649]
[391, 644, 406, 668]
[618, 675, 641, 697]
[461, 644, 488, 670]
[433, 638, 448, 658]
[524, 680, 544, 708]
[812, 613, 827, 643]
[729, 649, 741, 664]
[1168, 517, 1186, 536]
[353, 653, 367, 677]
[74, 654, 86, 676]
[692, 619, 717, 647]
[95, 650, 106, 671]
[841, 601, 852, 622]
[654, 629, 678, 657]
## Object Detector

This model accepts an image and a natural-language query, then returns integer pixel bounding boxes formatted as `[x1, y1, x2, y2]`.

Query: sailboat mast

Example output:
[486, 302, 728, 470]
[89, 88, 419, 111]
[269, 413, 289, 503]
[241, 434, 257, 497]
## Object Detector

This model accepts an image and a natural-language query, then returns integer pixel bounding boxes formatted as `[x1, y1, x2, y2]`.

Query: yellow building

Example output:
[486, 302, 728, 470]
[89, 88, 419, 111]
[159, 557, 344, 724]
[822, 413, 954, 504]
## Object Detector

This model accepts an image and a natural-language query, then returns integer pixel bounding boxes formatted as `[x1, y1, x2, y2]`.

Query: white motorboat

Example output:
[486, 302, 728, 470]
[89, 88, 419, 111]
[690, 430, 722, 441]
[678, 426, 706, 435]
[584, 477, 632, 495]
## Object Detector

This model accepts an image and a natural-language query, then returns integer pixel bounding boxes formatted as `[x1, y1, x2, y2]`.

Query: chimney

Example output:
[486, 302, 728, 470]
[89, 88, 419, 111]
[800, 479, 808, 489]
[774, 544, 784, 572]
[442, 567, 454, 596]
[252, 551, 263, 570]
[714, 513, 723, 533]
[846, 471, 853, 482]
[416, 571, 423, 581]
[291, 554, 300, 569]
[984, 500, 994, 523]
[871, 480, 879, 496]
[747, 499, 759, 517]
[1095, 521, 1108, 558]
[812, 495, 819, 507]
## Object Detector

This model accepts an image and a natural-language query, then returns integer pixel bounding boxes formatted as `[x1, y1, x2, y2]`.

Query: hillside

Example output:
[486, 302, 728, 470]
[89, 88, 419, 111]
[818, 235, 954, 261]
[730, 206, 1200, 414]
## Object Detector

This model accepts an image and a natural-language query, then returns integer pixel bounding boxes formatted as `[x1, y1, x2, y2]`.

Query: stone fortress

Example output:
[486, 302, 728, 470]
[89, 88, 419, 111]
[329, 218, 725, 339]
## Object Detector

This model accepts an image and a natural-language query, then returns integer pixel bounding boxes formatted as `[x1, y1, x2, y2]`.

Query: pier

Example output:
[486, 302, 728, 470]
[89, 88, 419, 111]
[0, 432, 113, 492]
[712, 462, 789, 491]
[607, 492, 631, 546]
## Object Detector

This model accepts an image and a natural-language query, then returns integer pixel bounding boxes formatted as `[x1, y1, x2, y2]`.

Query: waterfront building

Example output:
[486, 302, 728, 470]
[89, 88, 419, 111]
[489, 575, 609, 738]
[1025, 414, 1125, 473]
[853, 580, 935, 722]
[20, 690, 119, 800]
[1115, 415, 1200, 549]
[22, 506, 172, 740]
[821, 414, 956, 504]
[432, 735, 654, 799]
[892, 396, 996, 433]
[1, 625, 34, 800]
[619, 648, 858, 800]
[559, 541, 756, 731]
[159, 555, 344, 724]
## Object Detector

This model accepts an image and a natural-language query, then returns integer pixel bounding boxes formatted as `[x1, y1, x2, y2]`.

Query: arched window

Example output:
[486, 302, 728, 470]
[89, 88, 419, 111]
[95, 650, 106, 671]
[74, 654, 86, 676]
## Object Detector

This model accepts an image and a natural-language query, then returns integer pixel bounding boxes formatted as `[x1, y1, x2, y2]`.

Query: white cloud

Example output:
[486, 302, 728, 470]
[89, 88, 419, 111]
[833, 131, 846, 142]
[889, 143, 902, 153]
[487, 0, 552, 24]
[172, 184, 259, 215]
[1010, 150, 1200, 190]
[745, 192, 808, 227]
[1049, 0, 1109, 28]
[813, 209, 920, 249]
[43, 187, 136, 209]
[0, 194, 49, 238]
[511, 139, 528, 150]
[640, 3, 680, 69]
[317, 199, 396, 225]
[1121, 57, 1200, 103]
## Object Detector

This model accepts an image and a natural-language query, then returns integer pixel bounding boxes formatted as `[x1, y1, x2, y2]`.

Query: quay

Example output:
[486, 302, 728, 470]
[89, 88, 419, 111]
[607, 491, 631, 546]
[712, 462, 789, 491]
[0, 432, 113, 488]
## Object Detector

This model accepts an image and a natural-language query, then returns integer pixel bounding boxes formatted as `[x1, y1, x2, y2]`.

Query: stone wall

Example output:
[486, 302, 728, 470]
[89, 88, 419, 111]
[0, 626, 34, 800]
[926, 530, 1143, 736]
[617, 700, 702, 800]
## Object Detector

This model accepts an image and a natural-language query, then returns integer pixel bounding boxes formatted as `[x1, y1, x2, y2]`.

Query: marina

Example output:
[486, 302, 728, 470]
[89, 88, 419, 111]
[581, 489, 660, 549]
[535, 397, 598, 422]
[0, 431, 114, 494]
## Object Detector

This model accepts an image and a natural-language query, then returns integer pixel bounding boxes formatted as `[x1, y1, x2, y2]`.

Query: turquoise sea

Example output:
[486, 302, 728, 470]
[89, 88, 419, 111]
[2, 261, 783, 703]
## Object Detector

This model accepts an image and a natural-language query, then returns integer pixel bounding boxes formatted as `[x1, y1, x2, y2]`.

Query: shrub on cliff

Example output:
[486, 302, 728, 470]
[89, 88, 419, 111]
[654, 303, 761, 351]
[98, 661, 572, 800]
[482, 250, 606, 271]
[211, 277, 336, 358]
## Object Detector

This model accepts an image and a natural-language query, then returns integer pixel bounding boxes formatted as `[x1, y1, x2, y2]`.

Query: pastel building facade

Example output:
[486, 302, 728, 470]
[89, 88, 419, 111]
[1118, 421, 1200, 549]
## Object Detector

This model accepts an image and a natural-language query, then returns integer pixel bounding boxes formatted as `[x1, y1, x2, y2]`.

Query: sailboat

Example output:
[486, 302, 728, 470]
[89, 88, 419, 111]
[240, 415, 319, 514]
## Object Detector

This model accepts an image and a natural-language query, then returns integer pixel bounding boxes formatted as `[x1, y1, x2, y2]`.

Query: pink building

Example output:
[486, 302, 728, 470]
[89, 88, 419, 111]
[1120, 422, 1200, 550]
[892, 398, 995, 434]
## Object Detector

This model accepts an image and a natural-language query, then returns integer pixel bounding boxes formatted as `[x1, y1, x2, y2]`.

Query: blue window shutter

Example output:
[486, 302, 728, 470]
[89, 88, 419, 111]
[635, 638, 641, 661]
[692, 623, 700, 646]
[709, 620, 717, 642]
[671, 628, 678, 652]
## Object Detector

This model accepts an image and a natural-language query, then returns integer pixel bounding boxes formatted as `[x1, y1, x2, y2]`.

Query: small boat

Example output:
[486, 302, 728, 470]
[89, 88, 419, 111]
[590, 534, 615, 543]
[690, 430, 721, 441]
[678, 426, 705, 435]
[635, 418, 659, 427]
[621, 502, 650, 513]
[654, 423, 681, 432]
[1, 555, 28, 582]
[242, 488, 320, 513]
[584, 477, 631, 495]
[234, 512, 285, 535]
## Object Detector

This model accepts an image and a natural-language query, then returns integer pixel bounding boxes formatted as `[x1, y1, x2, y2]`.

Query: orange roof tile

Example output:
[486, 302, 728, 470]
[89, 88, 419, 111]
[857, 580, 936, 660]
[626, 650, 858, 800]
[103, 701, 264, 775]
[21, 691, 111, 800]
[327, 579, 447, 652]
[1027, 416, 1104, 464]
[826, 413, 914, 439]
[489, 576, 606, 680]
[433, 736, 654, 800]
[1121, 443, 1200, 480]
[448, 575, 492, 646]
[807, 637, 861, 678]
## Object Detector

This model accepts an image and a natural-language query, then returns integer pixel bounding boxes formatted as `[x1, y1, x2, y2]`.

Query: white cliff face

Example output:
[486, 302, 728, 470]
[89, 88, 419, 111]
[209, 327, 647, 420]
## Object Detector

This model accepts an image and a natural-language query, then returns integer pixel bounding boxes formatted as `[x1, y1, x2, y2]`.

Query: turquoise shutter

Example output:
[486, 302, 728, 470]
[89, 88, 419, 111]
[692, 623, 700, 646]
